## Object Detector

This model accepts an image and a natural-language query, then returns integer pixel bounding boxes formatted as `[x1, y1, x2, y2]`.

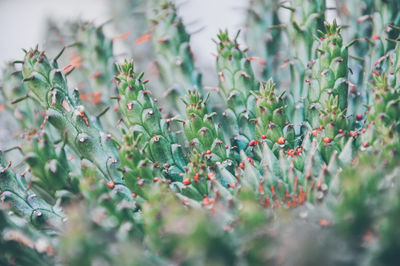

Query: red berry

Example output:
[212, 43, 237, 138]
[362, 128, 366, 133]
[107, 180, 115, 189]
[182, 178, 191, 185]
[132, 192, 137, 198]
[356, 114, 363, 120]
[362, 142, 369, 147]
[312, 130, 318, 136]
[323, 137, 331, 144]
[153, 177, 159, 182]
[277, 137, 286, 145]
[261, 135, 266, 140]
[239, 163, 245, 169]
[249, 139, 258, 146]
[206, 150, 211, 155]
[372, 35, 380, 40]
[225, 145, 229, 149]
[338, 129, 343, 134]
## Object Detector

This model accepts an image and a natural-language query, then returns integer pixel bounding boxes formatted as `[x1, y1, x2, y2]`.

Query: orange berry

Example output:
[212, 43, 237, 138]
[349, 131, 358, 137]
[277, 137, 286, 145]
[207, 172, 216, 180]
[107, 181, 115, 189]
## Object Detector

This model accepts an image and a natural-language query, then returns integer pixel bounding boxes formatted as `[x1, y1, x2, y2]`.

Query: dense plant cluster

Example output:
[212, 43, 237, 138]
[0, 0, 400, 265]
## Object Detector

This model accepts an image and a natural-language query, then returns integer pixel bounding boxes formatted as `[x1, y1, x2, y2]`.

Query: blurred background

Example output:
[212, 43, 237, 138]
[0, 0, 248, 77]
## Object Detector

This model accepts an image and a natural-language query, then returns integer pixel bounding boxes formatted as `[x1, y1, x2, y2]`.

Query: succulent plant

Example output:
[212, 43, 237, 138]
[0, 0, 400, 265]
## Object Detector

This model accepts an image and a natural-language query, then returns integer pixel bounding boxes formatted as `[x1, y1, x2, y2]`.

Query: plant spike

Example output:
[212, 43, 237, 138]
[1, 61, 80, 204]
[305, 20, 355, 145]
[252, 78, 294, 149]
[283, 0, 326, 134]
[44, 20, 118, 128]
[286, 0, 326, 64]
[0, 151, 63, 230]
[368, 41, 400, 137]
[245, 0, 285, 81]
[21, 131, 80, 202]
[20, 48, 132, 200]
[148, 0, 203, 113]
[0, 207, 55, 265]
[182, 89, 230, 163]
[115, 60, 186, 181]
[0, 62, 43, 130]
[215, 29, 259, 149]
